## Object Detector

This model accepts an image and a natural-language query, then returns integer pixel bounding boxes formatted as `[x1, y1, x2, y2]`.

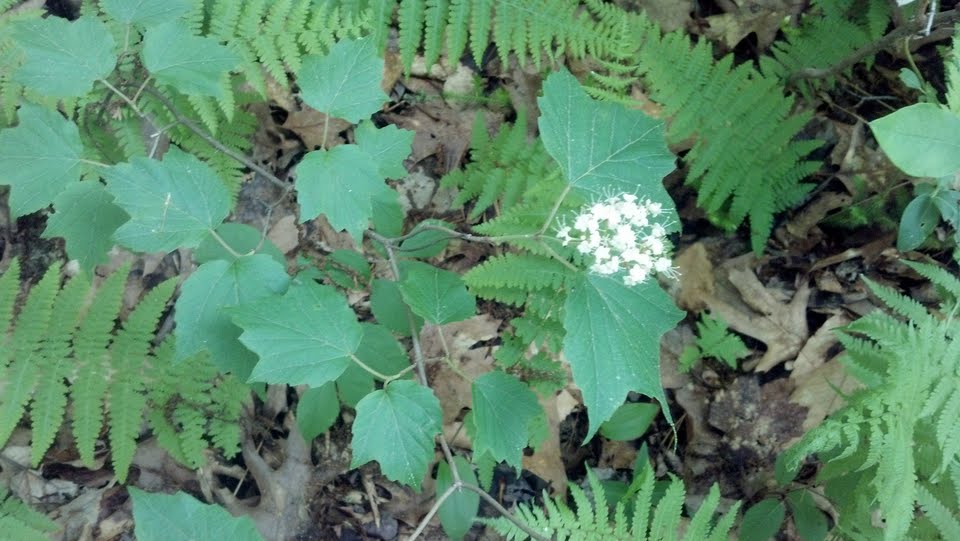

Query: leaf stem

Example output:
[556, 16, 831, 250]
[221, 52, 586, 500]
[98, 78, 144, 117]
[409, 481, 550, 541]
[207, 229, 243, 259]
[538, 183, 572, 235]
[349, 353, 416, 383]
[141, 87, 291, 191]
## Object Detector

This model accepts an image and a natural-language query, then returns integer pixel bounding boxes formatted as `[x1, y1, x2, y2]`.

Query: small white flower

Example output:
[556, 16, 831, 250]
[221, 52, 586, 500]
[562, 191, 675, 287]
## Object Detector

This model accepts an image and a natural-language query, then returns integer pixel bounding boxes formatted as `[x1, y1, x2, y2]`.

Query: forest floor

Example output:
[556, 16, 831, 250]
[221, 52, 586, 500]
[0, 1, 955, 540]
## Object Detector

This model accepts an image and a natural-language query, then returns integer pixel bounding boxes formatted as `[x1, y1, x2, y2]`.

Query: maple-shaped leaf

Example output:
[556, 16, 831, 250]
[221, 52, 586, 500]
[398, 261, 476, 325]
[103, 148, 230, 253]
[538, 70, 677, 224]
[471, 371, 541, 471]
[297, 38, 387, 123]
[43, 182, 129, 275]
[351, 380, 441, 490]
[231, 281, 363, 387]
[174, 255, 290, 376]
[355, 121, 414, 179]
[130, 488, 263, 541]
[296, 144, 395, 243]
[142, 22, 239, 98]
[11, 16, 116, 97]
[0, 104, 85, 217]
[563, 273, 683, 440]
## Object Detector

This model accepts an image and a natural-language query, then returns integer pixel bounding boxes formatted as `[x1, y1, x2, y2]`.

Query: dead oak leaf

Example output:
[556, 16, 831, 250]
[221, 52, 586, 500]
[676, 243, 810, 372]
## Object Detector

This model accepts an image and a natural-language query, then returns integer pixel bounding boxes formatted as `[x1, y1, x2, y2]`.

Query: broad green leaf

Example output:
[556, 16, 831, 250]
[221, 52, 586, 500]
[370, 188, 405, 237]
[538, 70, 676, 218]
[786, 490, 828, 541]
[129, 487, 263, 541]
[336, 323, 411, 407]
[437, 456, 480, 540]
[296, 144, 393, 243]
[370, 278, 423, 336]
[174, 255, 290, 375]
[471, 371, 541, 470]
[563, 274, 683, 440]
[101, 0, 193, 26]
[142, 22, 239, 98]
[11, 16, 115, 97]
[193, 223, 285, 265]
[740, 498, 786, 541]
[399, 219, 455, 258]
[398, 261, 476, 324]
[0, 104, 85, 217]
[104, 148, 230, 252]
[231, 281, 363, 387]
[355, 121, 414, 178]
[599, 402, 659, 441]
[898, 192, 940, 251]
[871, 103, 960, 177]
[351, 380, 440, 490]
[43, 182, 129, 275]
[297, 38, 387, 123]
[297, 383, 340, 442]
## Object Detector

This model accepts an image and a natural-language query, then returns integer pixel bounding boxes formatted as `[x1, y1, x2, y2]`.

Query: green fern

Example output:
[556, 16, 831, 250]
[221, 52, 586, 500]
[488, 465, 740, 540]
[778, 261, 960, 540]
[760, 0, 891, 94]
[0, 260, 245, 483]
[679, 312, 748, 372]
[330, 0, 631, 72]
[588, 14, 822, 253]
[0, 487, 59, 541]
[206, 0, 372, 92]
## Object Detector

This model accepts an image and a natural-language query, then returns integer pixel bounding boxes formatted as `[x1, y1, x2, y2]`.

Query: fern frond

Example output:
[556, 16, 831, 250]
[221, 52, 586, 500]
[487, 464, 739, 540]
[0, 262, 61, 448]
[0, 487, 59, 541]
[761, 0, 890, 95]
[71, 265, 128, 466]
[0, 259, 20, 363]
[28, 272, 89, 466]
[781, 263, 960, 538]
[108, 277, 176, 482]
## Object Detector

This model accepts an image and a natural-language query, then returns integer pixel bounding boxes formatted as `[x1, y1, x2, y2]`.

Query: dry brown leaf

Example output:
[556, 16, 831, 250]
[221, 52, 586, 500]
[267, 214, 299, 254]
[789, 356, 862, 436]
[703, 0, 799, 49]
[789, 312, 851, 379]
[675, 243, 811, 372]
[522, 394, 568, 496]
[282, 108, 352, 151]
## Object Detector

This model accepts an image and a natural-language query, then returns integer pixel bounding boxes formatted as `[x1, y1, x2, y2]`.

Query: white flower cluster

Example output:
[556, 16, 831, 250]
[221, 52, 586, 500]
[557, 193, 676, 286]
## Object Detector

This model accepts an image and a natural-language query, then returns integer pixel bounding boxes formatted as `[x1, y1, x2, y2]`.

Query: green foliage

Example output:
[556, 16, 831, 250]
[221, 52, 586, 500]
[487, 465, 740, 540]
[231, 280, 363, 388]
[778, 261, 960, 540]
[564, 274, 683, 439]
[377, 0, 635, 71]
[870, 33, 960, 251]
[350, 379, 441, 490]
[760, 0, 890, 94]
[437, 456, 481, 540]
[206, 0, 372, 92]
[470, 371, 541, 470]
[0, 487, 59, 541]
[398, 260, 477, 324]
[129, 487, 264, 541]
[441, 112, 558, 221]
[0, 260, 244, 482]
[629, 18, 821, 253]
[679, 312, 749, 372]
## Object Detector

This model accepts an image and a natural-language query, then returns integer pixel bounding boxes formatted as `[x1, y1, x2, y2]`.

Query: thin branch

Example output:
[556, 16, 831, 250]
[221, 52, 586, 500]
[790, 7, 960, 83]
[141, 87, 291, 191]
[98, 78, 144, 117]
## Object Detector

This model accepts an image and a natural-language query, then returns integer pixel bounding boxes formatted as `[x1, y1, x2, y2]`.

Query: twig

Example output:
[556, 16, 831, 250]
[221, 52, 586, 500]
[141, 87, 291, 191]
[790, 7, 960, 83]
[409, 481, 551, 541]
